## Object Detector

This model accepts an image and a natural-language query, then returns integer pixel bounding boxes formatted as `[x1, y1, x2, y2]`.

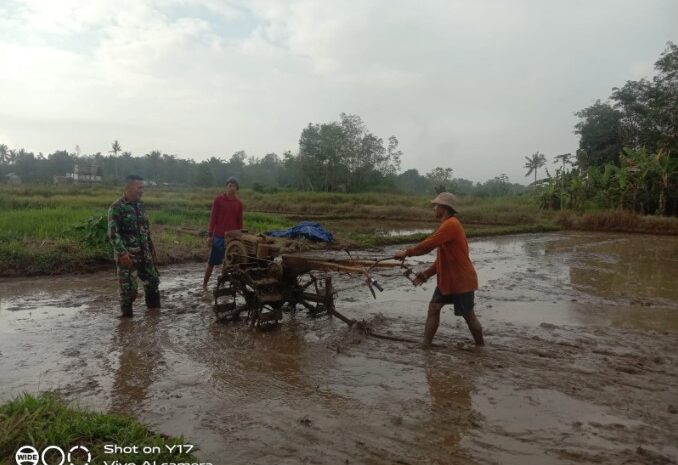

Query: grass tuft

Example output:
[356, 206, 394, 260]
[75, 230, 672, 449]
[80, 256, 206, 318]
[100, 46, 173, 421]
[0, 393, 198, 464]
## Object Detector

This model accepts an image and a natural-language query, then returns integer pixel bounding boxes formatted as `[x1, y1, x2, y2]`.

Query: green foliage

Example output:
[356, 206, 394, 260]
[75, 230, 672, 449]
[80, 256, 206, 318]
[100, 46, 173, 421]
[540, 148, 678, 215]
[192, 161, 214, 186]
[574, 101, 624, 169]
[296, 113, 402, 192]
[72, 214, 109, 247]
[251, 182, 279, 194]
[575, 42, 677, 170]
[0, 392, 198, 464]
[523, 151, 547, 184]
[611, 42, 678, 154]
[425, 167, 453, 193]
[569, 42, 678, 216]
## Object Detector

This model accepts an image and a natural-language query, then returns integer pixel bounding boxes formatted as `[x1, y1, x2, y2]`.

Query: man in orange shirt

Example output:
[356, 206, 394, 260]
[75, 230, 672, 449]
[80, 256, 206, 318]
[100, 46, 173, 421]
[395, 192, 484, 348]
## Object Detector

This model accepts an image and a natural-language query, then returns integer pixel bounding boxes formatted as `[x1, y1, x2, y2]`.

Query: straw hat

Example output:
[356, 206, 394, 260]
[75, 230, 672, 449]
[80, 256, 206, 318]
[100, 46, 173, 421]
[430, 192, 460, 213]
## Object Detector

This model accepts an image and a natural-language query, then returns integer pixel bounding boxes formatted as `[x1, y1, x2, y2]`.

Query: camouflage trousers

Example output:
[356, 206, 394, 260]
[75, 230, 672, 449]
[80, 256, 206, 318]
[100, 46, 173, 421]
[117, 258, 160, 307]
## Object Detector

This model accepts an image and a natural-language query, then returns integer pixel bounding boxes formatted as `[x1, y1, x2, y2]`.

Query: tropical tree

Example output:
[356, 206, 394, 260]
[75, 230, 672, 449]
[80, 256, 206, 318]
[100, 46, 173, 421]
[426, 167, 453, 193]
[111, 140, 121, 156]
[575, 42, 678, 173]
[145, 150, 162, 182]
[611, 42, 678, 155]
[523, 151, 546, 185]
[297, 113, 402, 192]
[0, 144, 8, 165]
[574, 101, 624, 170]
[110, 140, 122, 179]
[553, 153, 574, 209]
[554, 153, 573, 173]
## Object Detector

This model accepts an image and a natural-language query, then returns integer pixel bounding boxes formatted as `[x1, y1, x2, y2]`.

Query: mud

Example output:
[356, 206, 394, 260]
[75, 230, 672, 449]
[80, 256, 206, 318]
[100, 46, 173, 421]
[1, 231, 677, 464]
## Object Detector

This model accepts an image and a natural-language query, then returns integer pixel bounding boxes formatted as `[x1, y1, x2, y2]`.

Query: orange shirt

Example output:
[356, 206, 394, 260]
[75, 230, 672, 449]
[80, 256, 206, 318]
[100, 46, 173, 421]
[406, 216, 478, 295]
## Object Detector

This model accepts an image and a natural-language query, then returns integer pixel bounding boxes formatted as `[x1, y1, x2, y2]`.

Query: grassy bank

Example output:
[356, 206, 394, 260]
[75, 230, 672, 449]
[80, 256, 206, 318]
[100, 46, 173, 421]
[557, 210, 678, 235]
[1, 184, 675, 276]
[0, 393, 198, 465]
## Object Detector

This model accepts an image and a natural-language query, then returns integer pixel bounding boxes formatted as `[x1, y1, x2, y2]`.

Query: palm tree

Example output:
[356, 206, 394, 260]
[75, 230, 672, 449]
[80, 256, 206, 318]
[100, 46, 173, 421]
[524, 151, 546, 185]
[110, 140, 122, 179]
[110, 140, 121, 156]
[554, 153, 572, 173]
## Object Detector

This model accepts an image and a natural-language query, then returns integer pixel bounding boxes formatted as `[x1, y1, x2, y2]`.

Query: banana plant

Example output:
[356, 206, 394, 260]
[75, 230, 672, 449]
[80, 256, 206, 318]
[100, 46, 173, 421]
[656, 149, 678, 215]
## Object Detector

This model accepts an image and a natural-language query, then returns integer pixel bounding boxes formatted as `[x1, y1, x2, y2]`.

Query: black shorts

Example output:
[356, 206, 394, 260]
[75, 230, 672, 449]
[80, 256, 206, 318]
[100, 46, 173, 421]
[430, 289, 475, 317]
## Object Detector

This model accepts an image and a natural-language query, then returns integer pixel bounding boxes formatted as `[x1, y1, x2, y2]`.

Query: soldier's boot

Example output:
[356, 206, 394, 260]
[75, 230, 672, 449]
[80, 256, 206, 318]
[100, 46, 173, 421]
[120, 302, 134, 318]
[145, 288, 161, 310]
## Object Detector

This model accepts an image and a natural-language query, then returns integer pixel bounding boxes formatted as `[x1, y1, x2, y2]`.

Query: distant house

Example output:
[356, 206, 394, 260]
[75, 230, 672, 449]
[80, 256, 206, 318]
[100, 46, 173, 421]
[4, 172, 21, 185]
[65, 164, 102, 184]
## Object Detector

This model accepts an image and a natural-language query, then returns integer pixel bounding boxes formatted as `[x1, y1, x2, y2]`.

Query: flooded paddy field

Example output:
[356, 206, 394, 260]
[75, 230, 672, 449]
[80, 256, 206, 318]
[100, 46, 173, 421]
[1, 232, 677, 464]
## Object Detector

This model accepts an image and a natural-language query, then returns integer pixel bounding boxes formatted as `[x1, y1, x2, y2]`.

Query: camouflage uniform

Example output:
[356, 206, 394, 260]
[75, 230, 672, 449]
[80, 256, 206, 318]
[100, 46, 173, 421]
[108, 196, 160, 316]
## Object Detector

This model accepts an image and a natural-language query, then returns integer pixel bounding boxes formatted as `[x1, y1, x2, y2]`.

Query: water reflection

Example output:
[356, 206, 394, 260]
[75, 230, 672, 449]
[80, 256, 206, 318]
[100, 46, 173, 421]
[565, 235, 678, 302]
[111, 311, 162, 413]
[377, 228, 434, 237]
[419, 354, 476, 463]
[469, 232, 678, 330]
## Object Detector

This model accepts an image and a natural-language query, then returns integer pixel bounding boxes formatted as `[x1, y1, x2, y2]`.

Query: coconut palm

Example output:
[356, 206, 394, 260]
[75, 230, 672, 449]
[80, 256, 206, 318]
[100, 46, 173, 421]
[554, 153, 573, 173]
[110, 140, 121, 156]
[524, 151, 547, 185]
[110, 140, 122, 179]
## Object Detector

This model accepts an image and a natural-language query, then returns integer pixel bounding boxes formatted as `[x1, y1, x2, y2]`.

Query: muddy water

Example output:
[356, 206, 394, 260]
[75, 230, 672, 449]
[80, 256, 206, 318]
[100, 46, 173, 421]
[1, 232, 677, 464]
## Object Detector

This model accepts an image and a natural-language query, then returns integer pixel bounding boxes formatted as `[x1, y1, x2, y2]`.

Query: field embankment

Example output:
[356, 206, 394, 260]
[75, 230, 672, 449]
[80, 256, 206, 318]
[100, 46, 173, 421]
[1, 184, 675, 276]
[557, 210, 678, 235]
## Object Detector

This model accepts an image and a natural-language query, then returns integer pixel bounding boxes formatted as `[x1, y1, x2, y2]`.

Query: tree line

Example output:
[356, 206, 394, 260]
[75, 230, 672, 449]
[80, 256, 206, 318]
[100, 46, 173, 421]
[537, 42, 677, 215]
[0, 113, 526, 197]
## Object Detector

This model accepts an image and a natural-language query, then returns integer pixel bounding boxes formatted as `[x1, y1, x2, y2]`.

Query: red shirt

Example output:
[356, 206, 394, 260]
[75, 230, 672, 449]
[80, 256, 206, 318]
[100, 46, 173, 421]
[207, 194, 243, 237]
[406, 216, 478, 295]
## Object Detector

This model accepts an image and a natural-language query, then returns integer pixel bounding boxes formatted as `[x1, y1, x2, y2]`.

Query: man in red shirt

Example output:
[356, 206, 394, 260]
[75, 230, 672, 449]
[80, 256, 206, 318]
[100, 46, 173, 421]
[395, 192, 484, 348]
[202, 177, 244, 290]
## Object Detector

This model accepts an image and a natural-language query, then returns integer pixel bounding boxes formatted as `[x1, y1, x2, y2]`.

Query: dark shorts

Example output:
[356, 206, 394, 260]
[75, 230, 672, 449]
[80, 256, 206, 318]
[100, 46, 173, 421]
[430, 288, 475, 317]
[208, 236, 225, 266]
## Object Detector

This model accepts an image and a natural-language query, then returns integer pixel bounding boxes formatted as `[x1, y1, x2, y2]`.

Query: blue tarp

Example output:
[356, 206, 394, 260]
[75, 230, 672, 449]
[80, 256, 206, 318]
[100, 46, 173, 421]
[265, 221, 334, 242]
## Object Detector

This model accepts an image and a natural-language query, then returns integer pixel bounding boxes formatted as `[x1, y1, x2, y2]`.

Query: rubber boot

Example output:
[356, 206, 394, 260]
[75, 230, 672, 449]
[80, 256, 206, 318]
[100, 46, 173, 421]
[120, 302, 133, 318]
[145, 288, 161, 309]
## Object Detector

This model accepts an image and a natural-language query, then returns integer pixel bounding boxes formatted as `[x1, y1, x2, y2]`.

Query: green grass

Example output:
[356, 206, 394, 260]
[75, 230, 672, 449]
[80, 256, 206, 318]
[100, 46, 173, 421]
[6, 183, 671, 276]
[0, 185, 305, 274]
[0, 185, 556, 275]
[0, 207, 102, 241]
[0, 393, 198, 465]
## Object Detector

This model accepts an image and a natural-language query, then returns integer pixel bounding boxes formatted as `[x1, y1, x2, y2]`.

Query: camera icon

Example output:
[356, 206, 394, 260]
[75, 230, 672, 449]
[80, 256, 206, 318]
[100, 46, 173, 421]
[15, 445, 91, 465]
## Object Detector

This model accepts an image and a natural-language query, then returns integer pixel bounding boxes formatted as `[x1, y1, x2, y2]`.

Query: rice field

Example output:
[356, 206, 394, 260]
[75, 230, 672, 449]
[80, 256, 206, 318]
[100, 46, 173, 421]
[0, 184, 561, 275]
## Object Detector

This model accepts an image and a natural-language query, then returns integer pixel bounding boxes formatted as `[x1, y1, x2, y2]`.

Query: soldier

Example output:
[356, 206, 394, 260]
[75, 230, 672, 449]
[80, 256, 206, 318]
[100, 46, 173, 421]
[108, 174, 160, 318]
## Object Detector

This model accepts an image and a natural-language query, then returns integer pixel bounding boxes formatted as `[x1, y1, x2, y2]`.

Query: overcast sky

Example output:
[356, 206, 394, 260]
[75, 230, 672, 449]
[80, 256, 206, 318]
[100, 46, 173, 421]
[0, 0, 675, 183]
